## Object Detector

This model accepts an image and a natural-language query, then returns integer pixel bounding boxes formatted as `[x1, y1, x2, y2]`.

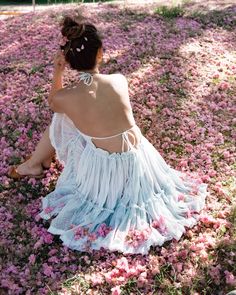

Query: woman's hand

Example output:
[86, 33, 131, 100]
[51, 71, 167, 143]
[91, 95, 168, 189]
[53, 50, 66, 74]
[48, 51, 64, 107]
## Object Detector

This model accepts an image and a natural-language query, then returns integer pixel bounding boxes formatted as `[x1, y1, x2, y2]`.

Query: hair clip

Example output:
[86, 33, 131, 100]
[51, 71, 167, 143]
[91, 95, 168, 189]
[84, 37, 88, 41]
[76, 44, 85, 53]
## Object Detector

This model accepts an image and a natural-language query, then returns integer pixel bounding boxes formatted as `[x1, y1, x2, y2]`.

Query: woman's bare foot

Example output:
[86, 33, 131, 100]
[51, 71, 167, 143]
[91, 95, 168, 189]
[42, 157, 53, 169]
[15, 159, 43, 176]
[26, 154, 54, 170]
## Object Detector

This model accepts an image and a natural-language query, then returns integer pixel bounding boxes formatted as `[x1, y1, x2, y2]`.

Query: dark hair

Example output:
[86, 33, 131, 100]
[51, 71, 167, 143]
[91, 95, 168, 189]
[60, 16, 103, 71]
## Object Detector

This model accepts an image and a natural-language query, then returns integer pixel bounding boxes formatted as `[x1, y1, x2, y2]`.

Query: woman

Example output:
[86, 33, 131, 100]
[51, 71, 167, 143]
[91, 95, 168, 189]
[8, 16, 209, 254]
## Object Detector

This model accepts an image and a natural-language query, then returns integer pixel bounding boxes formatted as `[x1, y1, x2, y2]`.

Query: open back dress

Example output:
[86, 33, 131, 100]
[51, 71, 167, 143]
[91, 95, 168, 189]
[39, 73, 209, 255]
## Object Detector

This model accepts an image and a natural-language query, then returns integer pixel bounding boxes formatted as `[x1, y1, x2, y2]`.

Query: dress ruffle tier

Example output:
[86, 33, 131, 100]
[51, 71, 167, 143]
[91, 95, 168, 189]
[39, 113, 209, 255]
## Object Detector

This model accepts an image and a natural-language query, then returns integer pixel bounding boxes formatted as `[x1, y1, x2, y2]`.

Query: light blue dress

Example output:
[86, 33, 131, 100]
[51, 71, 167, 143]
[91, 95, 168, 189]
[39, 74, 209, 255]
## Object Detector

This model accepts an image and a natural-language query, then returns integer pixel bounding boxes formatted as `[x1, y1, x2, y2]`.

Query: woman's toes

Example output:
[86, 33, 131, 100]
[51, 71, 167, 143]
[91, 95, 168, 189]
[42, 158, 52, 169]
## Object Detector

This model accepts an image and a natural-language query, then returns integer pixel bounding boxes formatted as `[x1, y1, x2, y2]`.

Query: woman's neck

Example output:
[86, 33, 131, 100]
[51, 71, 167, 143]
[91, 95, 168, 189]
[79, 67, 99, 75]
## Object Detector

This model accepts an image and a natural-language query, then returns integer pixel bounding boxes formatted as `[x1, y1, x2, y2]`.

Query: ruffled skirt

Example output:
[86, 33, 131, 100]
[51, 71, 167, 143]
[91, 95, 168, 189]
[39, 113, 209, 255]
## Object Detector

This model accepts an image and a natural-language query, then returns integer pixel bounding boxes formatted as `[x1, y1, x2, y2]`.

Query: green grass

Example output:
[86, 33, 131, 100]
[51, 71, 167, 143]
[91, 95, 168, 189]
[188, 8, 236, 30]
[155, 4, 185, 19]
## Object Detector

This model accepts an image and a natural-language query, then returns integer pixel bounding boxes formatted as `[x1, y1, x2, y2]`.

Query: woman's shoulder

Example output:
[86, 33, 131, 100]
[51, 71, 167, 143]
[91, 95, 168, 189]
[99, 73, 128, 89]
[99, 72, 127, 81]
[110, 72, 127, 79]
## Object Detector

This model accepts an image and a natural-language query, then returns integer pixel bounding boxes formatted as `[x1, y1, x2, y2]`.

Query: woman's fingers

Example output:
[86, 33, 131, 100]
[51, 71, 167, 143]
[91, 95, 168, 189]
[53, 50, 66, 72]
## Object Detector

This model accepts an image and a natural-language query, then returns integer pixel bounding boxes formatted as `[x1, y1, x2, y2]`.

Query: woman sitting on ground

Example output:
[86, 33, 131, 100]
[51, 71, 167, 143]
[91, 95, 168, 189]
[9, 16, 208, 254]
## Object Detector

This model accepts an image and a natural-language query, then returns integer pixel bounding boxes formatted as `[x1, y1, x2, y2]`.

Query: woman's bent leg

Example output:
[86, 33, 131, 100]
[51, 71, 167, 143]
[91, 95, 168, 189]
[30, 125, 55, 168]
[12, 125, 55, 176]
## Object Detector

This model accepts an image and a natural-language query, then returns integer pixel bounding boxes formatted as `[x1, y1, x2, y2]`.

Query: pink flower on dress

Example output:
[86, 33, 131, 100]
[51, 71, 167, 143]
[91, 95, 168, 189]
[125, 227, 151, 248]
[44, 206, 54, 214]
[189, 184, 199, 195]
[185, 209, 196, 218]
[178, 193, 185, 201]
[152, 215, 168, 235]
[88, 232, 97, 241]
[74, 226, 87, 240]
[97, 223, 112, 237]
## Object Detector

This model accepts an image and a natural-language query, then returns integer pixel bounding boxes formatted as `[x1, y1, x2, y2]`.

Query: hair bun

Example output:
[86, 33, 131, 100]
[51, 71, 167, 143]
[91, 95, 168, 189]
[61, 16, 85, 40]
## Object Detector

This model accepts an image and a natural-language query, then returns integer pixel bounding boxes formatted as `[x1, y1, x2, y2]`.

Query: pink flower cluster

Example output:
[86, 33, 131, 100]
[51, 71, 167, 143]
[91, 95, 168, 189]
[125, 227, 152, 248]
[96, 223, 113, 237]
[72, 223, 112, 242]
[224, 270, 236, 286]
[102, 256, 147, 288]
[44, 206, 55, 214]
[74, 225, 90, 240]
[151, 215, 168, 235]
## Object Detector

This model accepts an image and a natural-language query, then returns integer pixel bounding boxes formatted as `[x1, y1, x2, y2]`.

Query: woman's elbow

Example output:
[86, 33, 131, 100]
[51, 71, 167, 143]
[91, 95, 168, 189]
[48, 101, 64, 113]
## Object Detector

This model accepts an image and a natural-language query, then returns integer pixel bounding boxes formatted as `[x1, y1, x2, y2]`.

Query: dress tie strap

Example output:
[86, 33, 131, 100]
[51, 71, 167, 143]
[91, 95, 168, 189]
[78, 72, 94, 86]
[122, 130, 136, 152]
[86, 125, 139, 153]
[89, 125, 137, 140]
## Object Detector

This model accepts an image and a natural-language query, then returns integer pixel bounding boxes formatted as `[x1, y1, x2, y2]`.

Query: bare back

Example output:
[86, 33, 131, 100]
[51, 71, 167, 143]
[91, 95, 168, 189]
[59, 73, 140, 153]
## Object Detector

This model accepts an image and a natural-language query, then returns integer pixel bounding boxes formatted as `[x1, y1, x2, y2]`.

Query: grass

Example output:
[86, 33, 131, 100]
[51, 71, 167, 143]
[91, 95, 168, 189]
[62, 274, 91, 291]
[155, 4, 185, 19]
[121, 278, 140, 294]
[188, 8, 236, 30]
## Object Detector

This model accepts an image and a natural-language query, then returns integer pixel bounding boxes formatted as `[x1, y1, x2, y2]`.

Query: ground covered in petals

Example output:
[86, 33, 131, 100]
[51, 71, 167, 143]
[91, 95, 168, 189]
[0, 1, 236, 294]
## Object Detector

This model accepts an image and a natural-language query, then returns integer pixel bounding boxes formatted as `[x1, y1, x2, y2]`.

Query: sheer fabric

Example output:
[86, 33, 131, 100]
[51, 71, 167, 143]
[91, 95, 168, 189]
[39, 112, 209, 254]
